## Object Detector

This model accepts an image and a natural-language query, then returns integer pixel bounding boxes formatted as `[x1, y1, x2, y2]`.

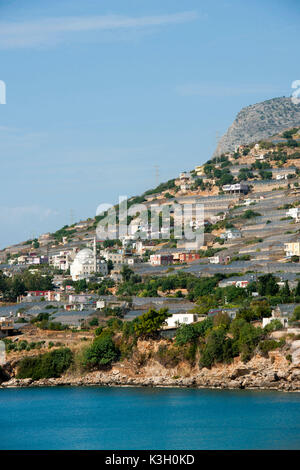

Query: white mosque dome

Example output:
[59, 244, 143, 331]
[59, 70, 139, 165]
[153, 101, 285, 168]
[74, 248, 94, 265]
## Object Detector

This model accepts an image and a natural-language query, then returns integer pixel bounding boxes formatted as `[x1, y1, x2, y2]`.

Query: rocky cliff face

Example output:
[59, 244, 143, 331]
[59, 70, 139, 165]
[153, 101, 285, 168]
[214, 97, 300, 157]
[2, 338, 300, 392]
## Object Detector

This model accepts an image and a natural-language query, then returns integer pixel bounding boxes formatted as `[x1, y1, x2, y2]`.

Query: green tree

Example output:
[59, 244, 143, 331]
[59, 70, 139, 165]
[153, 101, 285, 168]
[281, 280, 291, 300]
[89, 317, 99, 327]
[107, 259, 114, 274]
[213, 312, 231, 329]
[175, 324, 199, 346]
[17, 348, 73, 380]
[257, 274, 279, 296]
[230, 318, 263, 362]
[74, 279, 87, 293]
[134, 308, 170, 338]
[291, 305, 300, 322]
[83, 331, 119, 368]
[121, 265, 134, 282]
[199, 327, 233, 368]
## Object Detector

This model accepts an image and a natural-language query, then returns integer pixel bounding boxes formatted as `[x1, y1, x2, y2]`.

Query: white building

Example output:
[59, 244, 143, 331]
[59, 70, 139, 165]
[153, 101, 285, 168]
[284, 242, 300, 257]
[102, 250, 125, 265]
[209, 255, 231, 264]
[222, 183, 248, 194]
[96, 300, 106, 310]
[175, 171, 195, 192]
[17, 254, 48, 265]
[286, 207, 300, 222]
[235, 280, 249, 288]
[150, 254, 173, 266]
[49, 249, 76, 271]
[220, 229, 242, 240]
[262, 317, 288, 328]
[70, 247, 108, 281]
[165, 313, 198, 328]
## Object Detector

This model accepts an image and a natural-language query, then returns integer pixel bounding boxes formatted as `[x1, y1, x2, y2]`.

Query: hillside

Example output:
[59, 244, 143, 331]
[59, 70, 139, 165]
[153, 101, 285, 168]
[214, 97, 300, 157]
[2, 124, 300, 269]
[2, 126, 300, 391]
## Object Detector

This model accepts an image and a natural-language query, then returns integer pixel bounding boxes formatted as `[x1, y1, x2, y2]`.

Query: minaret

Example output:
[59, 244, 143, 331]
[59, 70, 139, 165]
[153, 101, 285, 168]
[93, 236, 97, 273]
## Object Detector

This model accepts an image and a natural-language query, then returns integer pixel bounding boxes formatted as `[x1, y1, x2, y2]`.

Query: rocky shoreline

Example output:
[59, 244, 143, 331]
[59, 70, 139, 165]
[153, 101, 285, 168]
[1, 372, 300, 392]
[1, 356, 300, 392]
[2, 338, 300, 393]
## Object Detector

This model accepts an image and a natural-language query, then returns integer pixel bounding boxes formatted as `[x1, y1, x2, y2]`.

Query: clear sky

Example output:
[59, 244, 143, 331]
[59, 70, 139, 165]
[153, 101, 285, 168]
[0, 0, 299, 248]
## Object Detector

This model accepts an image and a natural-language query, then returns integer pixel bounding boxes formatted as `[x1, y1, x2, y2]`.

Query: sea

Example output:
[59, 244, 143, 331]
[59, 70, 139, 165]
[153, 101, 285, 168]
[0, 386, 300, 450]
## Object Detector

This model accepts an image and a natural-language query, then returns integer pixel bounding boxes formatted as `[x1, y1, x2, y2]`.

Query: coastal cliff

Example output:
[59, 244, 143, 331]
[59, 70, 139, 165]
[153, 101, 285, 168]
[2, 338, 300, 392]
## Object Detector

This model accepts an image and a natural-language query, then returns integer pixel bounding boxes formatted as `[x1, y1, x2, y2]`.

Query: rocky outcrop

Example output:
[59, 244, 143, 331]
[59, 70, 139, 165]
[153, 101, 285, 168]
[1, 349, 300, 392]
[214, 97, 300, 157]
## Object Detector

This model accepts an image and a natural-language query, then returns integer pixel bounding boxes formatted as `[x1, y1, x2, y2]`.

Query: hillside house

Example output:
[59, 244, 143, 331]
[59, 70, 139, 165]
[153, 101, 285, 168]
[0, 317, 14, 337]
[135, 241, 157, 256]
[150, 254, 173, 266]
[49, 249, 77, 271]
[207, 308, 238, 320]
[286, 207, 300, 222]
[17, 254, 48, 265]
[262, 317, 288, 328]
[209, 254, 231, 264]
[222, 183, 249, 194]
[284, 242, 300, 257]
[175, 172, 195, 192]
[262, 304, 294, 328]
[220, 228, 242, 240]
[165, 312, 198, 328]
[26, 290, 49, 298]
[195, 165, 205, 176]
[172, 252, 201, 263]
[102, 251, 125, 265]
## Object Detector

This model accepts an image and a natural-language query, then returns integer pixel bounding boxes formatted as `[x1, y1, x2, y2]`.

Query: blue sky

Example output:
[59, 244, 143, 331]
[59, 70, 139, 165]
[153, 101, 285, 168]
[0, 0, 299, 248]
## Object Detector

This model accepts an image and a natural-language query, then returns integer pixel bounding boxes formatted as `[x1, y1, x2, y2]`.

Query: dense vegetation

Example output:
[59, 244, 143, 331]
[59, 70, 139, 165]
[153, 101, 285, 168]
[0, 269, 53, 301]
[17, 348, 73, 380]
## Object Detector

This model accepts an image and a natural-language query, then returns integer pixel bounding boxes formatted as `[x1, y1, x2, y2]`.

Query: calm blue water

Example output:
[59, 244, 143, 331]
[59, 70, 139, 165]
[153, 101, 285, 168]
[0, 386, 300, 450]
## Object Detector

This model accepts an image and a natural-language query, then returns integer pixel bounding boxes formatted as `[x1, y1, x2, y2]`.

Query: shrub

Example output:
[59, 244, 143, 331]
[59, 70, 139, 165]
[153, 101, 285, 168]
[213, 312, 231, 329]
[259, 339, 285, 356]
[175, 318, 213, 346]
[241, 210, 261, 219]
[89, 317, 99, 327]
[156, 345, 180, 368]
[82, 331, 120, 368]
[17, 348, 73, 380]
[264, 319, 283, 333]
[230, 319, 263, 362]
[175, 324, 199, 346]
[94, 326, 104, 337]
[134, 308, 170, 338]
[291, 305, 300, 321]
[199, 327, 234, 368]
